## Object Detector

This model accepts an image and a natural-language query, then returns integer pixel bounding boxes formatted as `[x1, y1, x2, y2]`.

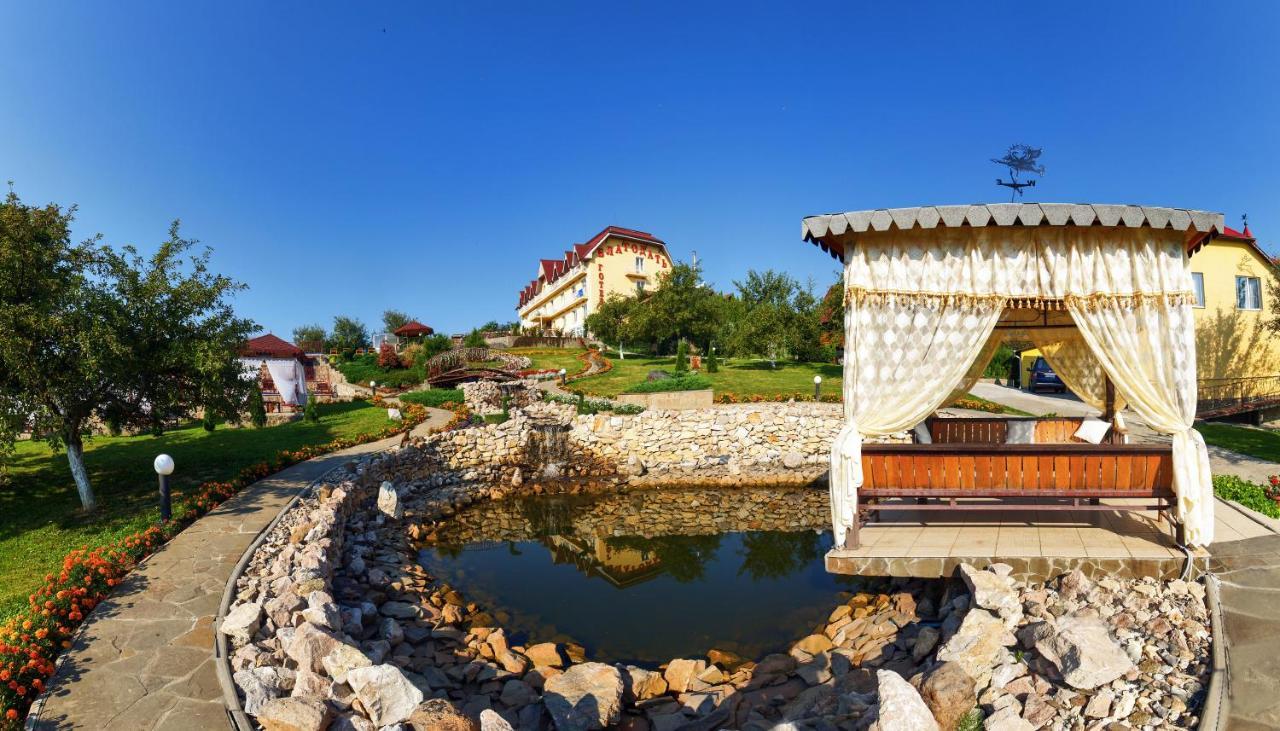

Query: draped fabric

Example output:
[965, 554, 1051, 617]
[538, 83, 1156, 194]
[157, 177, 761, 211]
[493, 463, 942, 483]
[1019, 328, 1127, 415]
[1066, 299, 1213, 545]
[261, 358, 309, 405]
[829, 295, 1005, 548]
[947, 333, 1006, 405]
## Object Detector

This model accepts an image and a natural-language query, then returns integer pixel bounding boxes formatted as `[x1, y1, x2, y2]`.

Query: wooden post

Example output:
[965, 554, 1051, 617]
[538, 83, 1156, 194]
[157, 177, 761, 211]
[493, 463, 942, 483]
[1102, 376, 1116, 422]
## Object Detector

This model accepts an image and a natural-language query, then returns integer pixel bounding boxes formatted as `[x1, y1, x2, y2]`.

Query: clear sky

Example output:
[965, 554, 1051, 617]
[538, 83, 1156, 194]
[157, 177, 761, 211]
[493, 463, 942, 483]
[2, 2, 1277, 337]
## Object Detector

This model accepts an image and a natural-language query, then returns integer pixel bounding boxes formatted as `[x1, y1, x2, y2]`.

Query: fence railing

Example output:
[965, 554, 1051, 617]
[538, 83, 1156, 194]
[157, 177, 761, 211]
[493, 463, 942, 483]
[1196, 375, 1280, 417]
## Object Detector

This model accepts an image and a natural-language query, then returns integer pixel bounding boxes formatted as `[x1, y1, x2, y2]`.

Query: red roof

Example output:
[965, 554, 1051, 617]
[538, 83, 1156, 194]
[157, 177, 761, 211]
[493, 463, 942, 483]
[242, 334, 304, 359]
[1222, 225, 1254, 240]
[518, 226, 668, 309]
[393, 320, 434, 337]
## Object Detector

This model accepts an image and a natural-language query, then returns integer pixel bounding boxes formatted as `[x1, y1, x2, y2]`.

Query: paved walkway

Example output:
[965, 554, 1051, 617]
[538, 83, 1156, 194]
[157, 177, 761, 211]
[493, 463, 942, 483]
[1208, 534, 1280, 730]
[27, 409, 452, 730]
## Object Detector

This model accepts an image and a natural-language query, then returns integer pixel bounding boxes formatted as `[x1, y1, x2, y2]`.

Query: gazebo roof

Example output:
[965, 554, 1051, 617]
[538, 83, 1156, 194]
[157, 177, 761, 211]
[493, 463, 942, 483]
[242, 333, 305, 360]
[803, 203, 1225, 261]
[393, 320, 434, 337]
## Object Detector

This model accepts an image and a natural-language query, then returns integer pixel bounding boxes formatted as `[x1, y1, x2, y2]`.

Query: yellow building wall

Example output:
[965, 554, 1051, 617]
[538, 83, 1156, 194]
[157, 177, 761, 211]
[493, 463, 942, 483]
[518, 234, 672, 334]
[1189, 241, 1280, 381]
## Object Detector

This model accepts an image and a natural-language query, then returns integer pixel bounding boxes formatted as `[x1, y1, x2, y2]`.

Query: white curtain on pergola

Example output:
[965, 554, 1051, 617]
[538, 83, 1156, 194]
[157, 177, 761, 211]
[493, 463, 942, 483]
[239, 357, 309, 405]
[822, 221, 1215, 548]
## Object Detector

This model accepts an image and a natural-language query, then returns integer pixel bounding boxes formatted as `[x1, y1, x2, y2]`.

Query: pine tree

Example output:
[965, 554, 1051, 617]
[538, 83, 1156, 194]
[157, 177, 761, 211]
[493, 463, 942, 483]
[304, 394, 320, 423]
[706, 343, 719, 373]
[675, 340, 689, 372]
[248, 386, 267, 428]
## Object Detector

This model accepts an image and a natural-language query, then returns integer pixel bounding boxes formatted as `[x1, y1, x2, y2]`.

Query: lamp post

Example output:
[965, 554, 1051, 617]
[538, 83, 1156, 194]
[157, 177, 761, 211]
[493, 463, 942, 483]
[154, 454, 174, 522]
[559, 368, 567, 386]
[813, 375, 822, 401]
[369, 380, 377, 399]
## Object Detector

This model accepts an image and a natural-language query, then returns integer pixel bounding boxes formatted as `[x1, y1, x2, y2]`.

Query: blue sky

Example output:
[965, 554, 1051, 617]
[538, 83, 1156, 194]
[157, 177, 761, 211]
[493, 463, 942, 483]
[2, 2, 1277, 337]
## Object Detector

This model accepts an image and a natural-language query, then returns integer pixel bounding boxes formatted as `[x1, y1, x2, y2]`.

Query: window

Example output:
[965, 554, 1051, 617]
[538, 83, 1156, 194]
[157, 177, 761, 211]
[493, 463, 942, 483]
[635, 256, 644, 273]
[635, 280, 646, 294]
[1237, 276, 1262, 310]
[1191, 272, 1205, 308]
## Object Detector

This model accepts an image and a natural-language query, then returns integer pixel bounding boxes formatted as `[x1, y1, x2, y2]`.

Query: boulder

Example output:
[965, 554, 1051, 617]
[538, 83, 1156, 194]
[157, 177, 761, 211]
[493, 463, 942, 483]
[875, 669, 939, 731]
[935, 609, 1014, 684]
[235, 667, 285, 715]
[479, 709, 515, 731]
[377, 481, 403, 519]
[286, 622, 345, 673]
[918, 662, 975, 731]
[256, 696, 332, 731]
[408, 699, 476, 731]
[321, 644, 371, 684]
[958, 564, 1021, 625]
[526, 642, 565, 668]
[794, 634, 834, 655]
[543, 662, 624, 730]
[982, 706, 1033, 731]
[912, 626, 941, 661]
[623, 666, 669, 701]
[1035, 616, 1134, 689]
[221, 602, 262, 647]
[345, 664, 424, 726]
[662, 658, 706, 694]
[499, 678, 537, 707]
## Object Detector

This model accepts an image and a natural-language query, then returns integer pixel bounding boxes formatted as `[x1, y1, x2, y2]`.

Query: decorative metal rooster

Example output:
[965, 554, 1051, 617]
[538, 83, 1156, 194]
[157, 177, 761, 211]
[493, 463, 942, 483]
[992, 144, 1045, 201]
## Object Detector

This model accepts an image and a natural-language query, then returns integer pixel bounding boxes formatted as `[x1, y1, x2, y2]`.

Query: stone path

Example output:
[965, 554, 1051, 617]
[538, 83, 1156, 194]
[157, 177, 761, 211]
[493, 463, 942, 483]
[27, 409, 452, 730]
[1208, 534, 1280, 730]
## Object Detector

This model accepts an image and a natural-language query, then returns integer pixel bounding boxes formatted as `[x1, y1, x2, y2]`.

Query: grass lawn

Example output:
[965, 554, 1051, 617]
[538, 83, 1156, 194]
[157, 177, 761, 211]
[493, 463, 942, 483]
[1197, 422, 1280, 463]
[507, 348, 586, 375]
[0, 401, 396, 621]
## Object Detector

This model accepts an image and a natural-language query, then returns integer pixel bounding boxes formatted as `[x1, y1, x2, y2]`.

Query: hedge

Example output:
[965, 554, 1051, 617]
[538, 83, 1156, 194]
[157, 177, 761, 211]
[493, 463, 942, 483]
[624, 374, 711, 394]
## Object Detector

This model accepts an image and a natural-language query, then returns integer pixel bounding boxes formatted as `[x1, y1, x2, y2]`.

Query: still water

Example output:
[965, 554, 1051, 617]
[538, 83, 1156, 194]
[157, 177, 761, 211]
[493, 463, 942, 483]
[418, 486, 869, 665]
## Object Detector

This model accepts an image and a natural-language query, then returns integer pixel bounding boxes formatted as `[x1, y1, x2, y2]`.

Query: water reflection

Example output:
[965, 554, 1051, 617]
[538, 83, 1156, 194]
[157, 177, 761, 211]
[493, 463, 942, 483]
[419, 486, 870, 665]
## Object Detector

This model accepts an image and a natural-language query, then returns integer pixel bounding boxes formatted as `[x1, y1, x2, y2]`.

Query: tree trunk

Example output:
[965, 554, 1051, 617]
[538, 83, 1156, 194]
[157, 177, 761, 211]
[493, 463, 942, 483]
[65, 430, 97, 512]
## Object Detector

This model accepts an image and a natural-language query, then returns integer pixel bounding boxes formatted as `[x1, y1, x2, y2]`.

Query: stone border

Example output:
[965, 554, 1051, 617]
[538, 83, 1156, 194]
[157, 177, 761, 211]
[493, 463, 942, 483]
[1197, 574, 1230, 731]
[1221, 498, 1280, 535]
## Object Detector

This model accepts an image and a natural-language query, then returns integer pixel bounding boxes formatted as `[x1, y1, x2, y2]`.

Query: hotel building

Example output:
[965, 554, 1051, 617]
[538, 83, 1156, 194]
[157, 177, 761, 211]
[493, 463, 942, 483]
[517, 226, 673, 335]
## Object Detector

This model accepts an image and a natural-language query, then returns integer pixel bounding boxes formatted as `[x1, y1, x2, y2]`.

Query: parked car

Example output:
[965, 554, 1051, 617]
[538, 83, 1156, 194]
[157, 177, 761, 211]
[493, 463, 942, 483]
[1028, 356, 1065, 393]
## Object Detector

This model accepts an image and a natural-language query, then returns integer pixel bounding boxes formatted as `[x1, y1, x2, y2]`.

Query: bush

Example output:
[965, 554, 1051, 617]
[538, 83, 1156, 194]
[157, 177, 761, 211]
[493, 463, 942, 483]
[1213, 474, 1280, 518]
[675, 340, 689, 372]
[463, 329, 487, 348]
[400, 389, 465, 408]
[624, 374, 711, 394]
[706, 344, 718, 373]
[377, 342, 398, 370]
[304, 394, 319, 423]
[248, 386, 267, 428]
[335, 354, 424, 390]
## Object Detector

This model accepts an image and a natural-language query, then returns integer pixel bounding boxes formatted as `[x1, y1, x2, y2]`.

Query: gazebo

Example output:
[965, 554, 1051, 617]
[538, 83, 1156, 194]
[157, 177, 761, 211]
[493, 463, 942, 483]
[240, 333, 309, 412]
[393, 320, 434, 340]
[802, 204, 1224, 551]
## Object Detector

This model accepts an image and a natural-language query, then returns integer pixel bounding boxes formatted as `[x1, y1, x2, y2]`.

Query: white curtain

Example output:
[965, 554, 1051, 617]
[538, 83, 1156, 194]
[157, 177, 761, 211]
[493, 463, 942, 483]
[262, 358, 309, 405]
[830, 294, 1006, 548]
[1067, 299, 1213, 546]
[1023, 328, 1127, 414]
[947, 332, 1006, 405]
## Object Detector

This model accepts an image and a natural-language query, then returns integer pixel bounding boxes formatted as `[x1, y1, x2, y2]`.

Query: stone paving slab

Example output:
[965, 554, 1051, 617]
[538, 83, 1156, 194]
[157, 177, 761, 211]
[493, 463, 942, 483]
[1209, 534, 1280, 731]
[27, 410, 451, 730]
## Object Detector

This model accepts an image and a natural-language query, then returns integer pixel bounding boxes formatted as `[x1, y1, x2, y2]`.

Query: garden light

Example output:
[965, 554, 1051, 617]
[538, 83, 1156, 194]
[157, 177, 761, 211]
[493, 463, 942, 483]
[153, 454, 174, 522]
[559, 368, 567, 386]
[814, 375, 822, 400]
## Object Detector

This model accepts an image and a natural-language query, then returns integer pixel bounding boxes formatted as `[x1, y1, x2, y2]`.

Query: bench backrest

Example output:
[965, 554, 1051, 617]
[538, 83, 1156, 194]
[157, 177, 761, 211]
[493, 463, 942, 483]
[926, 417, 1122, 445]
[859, 444, 1174, 496]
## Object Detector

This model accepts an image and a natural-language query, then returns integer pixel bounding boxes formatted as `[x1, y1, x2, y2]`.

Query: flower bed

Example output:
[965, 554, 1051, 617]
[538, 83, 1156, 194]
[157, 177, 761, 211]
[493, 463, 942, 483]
[566, 349, 611, 381]
[1213, 474, 1280, 519]
[0, 398, 467, 728]
[715, 391, 842, 404]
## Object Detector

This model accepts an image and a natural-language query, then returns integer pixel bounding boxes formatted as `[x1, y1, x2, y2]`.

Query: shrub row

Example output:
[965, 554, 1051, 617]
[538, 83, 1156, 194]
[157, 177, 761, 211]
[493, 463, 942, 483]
[715, 391, 842, 404]
[625, 374, 712, 394]
[0, 398, 466, 727]
[1213, 474, 1280, 519]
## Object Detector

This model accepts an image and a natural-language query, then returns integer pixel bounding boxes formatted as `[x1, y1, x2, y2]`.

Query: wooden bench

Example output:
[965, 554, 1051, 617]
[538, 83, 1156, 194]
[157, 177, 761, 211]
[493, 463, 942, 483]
[852, 441, 1179, 547]
[925, 416, 1125, 445]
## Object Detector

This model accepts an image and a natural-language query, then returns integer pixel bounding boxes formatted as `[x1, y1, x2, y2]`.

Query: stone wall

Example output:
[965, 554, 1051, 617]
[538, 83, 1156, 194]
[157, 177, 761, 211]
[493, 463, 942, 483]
[615, 388, 714, 410]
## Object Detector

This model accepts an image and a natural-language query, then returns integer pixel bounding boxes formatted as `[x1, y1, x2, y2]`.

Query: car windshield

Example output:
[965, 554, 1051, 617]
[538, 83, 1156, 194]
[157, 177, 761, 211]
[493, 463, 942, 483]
[1032, 358, 1054, 373]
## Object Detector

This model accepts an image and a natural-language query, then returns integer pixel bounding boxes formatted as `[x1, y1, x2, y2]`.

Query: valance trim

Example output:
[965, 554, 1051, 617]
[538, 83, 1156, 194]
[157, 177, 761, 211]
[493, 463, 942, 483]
[846, 287, 1197, 310]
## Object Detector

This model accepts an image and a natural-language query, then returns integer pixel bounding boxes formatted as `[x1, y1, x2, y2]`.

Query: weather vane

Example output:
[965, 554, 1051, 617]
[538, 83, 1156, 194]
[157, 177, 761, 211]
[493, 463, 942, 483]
[991, 144, 1045, 201]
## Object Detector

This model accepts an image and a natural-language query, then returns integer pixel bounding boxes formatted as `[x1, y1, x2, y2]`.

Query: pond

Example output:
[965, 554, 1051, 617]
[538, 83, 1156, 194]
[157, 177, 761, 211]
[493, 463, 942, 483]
[417, 485, 872, 666]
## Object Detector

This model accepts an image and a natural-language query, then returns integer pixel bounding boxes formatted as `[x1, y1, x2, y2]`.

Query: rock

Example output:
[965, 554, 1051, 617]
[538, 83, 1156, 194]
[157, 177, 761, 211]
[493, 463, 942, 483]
[322, 644, 372, 684]
[1020, 693, 1055, 727]
[919, 662, 975, 731]
[1035, 616, 1134, 689]
[1083, 688, 1113, 718]
[235, 668, 283, 715]
[876, 669, 939, 731]
[525, 642, 564, 668]
[1057, 569, 1094, 601]
[623, 666, 668, 701]
[707, 648, 747, 670]
[912, 626, 941, 661]
[379, 601, 419, 619]
[479, 709, 515, 731]
[782, 452, 805, 469]
[388, 407, 402, 421]
[377, 481, 403, 519]
[286, 622, 345, 673]
[959, 564, 1021, 624]
[663, 658, 706, 694]
[936, 609, 1014, 684]
[345, 664, 424, 726]
[794, 634, 834, 654]
[982, 706, 1033, 731]
[290, 669, 330, 699]
[256, 696, 332, 731]
[221, 602, 263, 646]
[408, 699, 476, 731]
[499, 678, 537, 707]
[543, 662, 624, 730]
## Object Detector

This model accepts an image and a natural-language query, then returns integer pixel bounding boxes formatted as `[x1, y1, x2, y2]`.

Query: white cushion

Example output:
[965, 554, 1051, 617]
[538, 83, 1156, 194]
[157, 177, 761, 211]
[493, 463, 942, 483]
[1006, 420, 1035, 444]
[1073, 417, 1111, 444]
[912, 423, 933, 444]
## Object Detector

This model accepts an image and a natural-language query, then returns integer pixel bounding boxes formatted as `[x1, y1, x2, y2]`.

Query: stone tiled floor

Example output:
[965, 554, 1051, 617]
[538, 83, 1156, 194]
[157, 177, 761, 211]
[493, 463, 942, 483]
[829, 497, 1269, 562]
[27, 411, 452, 731]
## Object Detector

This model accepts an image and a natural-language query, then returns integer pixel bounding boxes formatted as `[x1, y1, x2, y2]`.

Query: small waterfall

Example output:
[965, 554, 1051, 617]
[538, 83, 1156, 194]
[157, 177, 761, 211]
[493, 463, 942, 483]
[526, 419, 571, 480]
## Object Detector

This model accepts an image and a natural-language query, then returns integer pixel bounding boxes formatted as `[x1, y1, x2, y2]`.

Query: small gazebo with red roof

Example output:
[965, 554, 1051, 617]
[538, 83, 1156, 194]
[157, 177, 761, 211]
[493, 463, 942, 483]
[393, 320, 434, 339]
[239, 334, 310, 411]
[241, 333, 306, 360]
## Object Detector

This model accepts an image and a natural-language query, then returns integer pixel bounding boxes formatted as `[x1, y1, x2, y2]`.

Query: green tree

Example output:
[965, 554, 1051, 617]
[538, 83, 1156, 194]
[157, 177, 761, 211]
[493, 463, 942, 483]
[382, 309, 412, 334]
[463, 329, 487, 348]
[0, 191, 256, 511]
[247, 384, 267, 428]
[626, 262, 722, 353]
[706, 342, 719, 373]
[584, 294, 638, 357]
[292, 323, 326, 349]
[304, 394, 320, 423]
[675, 340, 689, 372]
[330, 315, 370, 352]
